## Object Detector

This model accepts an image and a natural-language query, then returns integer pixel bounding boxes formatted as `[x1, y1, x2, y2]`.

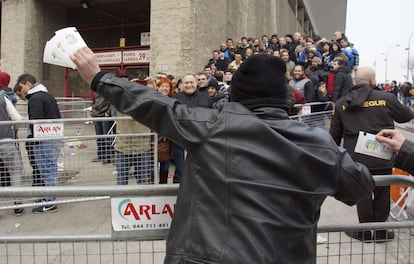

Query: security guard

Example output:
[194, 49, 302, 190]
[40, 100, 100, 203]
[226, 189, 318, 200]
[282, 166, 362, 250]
[330, 66, 414, 242]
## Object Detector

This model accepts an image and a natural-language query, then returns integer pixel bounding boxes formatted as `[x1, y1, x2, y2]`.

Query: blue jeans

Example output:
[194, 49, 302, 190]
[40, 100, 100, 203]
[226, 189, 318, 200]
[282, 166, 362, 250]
[159, 160, 170, 184]
[94, 120, 114, 161]
[34, 140, 62, 201]
[115, 151, 153, 185]
[171, 142, 185, 183]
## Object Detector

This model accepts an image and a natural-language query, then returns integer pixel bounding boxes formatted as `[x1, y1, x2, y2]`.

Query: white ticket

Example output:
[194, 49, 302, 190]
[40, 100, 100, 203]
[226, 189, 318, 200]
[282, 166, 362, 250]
[43, 40, 72, 68]
[43, 27, 87, 69]
[54, 27, 87, 55]
[354, 131, 393, 160]
[44, 37, 77, 69]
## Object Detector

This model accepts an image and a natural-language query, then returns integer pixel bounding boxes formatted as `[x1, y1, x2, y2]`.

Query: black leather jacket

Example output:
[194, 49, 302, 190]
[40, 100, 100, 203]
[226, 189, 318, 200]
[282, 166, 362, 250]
[92, 72, 374, 264]
[395, 139, 414, 175]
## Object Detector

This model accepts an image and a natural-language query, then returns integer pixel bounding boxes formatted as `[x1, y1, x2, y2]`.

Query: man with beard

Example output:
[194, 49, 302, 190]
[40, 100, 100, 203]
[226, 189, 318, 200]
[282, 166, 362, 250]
[289, 64, 314, 103]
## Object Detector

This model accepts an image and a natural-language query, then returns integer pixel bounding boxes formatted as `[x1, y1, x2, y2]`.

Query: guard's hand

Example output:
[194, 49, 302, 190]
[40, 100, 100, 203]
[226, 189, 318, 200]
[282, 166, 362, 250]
[70, 47, 101, 85]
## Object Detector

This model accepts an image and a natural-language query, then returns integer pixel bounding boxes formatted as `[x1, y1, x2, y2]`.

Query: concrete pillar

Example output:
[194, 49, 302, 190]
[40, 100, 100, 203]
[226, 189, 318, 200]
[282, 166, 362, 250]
[150, 0, 230, 78]
[150, 0, 302, 79]
[1, 0, 66, 95]
[1, 0, 29, 87]
[297, 7, 305, 30]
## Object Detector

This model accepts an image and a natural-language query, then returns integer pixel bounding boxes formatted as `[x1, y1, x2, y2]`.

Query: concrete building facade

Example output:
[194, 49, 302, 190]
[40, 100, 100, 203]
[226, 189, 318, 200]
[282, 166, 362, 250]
[0, 0, 346, 97]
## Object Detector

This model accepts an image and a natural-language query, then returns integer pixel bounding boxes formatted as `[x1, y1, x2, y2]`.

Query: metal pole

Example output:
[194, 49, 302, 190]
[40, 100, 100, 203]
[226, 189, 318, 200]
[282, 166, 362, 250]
[407, 32, 414, 81]
[374, 52, 385, 76]
[385, 44, 400, 84]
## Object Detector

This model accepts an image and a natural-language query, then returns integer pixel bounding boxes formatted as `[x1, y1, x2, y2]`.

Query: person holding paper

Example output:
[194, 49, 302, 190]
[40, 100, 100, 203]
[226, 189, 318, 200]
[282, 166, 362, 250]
[329, 66, 414, 242]
[71, 48, 374, 264]
[376, 129, 414, 175]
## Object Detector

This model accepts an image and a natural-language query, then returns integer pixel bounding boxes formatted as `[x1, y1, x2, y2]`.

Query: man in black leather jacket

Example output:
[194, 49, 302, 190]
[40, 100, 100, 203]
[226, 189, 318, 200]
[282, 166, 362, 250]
[71, 48, 374, 264]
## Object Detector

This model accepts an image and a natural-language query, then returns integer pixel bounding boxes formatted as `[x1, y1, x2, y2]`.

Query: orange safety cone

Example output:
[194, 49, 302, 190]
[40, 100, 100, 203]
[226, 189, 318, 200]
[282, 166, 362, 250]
[391, 167, 410, 208]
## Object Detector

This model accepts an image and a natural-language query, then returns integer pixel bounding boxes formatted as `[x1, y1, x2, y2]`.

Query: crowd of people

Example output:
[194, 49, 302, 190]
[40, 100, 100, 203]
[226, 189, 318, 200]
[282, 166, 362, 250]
[137, 30, 414, 247]
[143, 31, 359, 117]
[150, 31, 414, 115]
[1, 29, 414, 263]
[87, 30, 414, 195]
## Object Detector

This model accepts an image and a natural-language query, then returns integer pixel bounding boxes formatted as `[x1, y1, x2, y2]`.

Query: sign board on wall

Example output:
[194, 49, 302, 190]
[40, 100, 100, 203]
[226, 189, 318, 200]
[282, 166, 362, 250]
[95, 51, 122, 65]
[95, 50, 150, 65]
[141, 32, 150, 45]
[122, 50, 150, 64]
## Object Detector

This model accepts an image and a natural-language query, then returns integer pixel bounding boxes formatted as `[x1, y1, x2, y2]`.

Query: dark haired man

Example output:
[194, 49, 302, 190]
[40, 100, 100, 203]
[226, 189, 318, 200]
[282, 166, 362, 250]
[15, 74, 62, 213]
[331, 57, 353, 102]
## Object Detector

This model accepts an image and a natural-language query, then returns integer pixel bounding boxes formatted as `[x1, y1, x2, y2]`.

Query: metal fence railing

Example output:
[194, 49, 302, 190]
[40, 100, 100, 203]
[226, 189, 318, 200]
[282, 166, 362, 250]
[290, 101, 333, 131]
[16, 97, 92, 119]
[1, 100, 413, 263]
[0, 176, 412, 263]
[0, 116, 158, 187]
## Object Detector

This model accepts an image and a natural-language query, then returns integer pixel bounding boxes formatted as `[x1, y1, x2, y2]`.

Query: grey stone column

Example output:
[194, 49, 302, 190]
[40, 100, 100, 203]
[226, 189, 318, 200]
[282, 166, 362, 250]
[149, 0, 301, 80]
[1, 0, 66, 96]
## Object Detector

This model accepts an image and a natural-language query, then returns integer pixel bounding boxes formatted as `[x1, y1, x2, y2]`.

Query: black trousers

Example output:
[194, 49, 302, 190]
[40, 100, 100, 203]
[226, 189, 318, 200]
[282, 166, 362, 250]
[356, 169, 391, 223]
[26, 141, 43, 186]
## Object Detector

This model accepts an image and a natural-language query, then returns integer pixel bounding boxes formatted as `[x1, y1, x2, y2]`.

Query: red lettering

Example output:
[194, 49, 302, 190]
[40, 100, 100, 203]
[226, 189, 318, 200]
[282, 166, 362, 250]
[140, 205, 151, 220]
[123, 202, 176, 220]
[151, 204, 160, 215]
[123, 202, 140, 220]
[162, 204, 174, 218]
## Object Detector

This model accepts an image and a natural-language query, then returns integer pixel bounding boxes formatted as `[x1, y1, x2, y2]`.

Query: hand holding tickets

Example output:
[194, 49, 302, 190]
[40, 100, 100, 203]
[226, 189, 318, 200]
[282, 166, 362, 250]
[43, 27, 87, 69]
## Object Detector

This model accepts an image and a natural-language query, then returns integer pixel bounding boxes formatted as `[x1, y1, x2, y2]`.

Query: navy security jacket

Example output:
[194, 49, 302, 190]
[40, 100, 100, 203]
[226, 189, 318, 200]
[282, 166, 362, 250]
[330, 85, 414, 171]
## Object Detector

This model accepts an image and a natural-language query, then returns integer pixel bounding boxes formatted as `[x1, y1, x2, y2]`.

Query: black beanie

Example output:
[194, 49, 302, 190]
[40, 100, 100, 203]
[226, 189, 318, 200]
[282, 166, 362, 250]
[230, 54, 287, 105]
[208, 78, 219, 90]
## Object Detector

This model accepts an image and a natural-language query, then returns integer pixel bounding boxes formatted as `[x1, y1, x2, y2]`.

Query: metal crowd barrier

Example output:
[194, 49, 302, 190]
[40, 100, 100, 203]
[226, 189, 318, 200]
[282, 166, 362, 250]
[290, 101, 333, 131]
[16, 97, 92, 119]
[0, 177, 412, 263]
[0, 116, 159, 189]
[1, 101, 413, 263]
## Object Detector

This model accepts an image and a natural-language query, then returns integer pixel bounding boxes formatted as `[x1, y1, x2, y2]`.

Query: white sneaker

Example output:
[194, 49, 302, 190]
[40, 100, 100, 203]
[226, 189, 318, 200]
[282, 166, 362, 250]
[317, 235, 328, 244]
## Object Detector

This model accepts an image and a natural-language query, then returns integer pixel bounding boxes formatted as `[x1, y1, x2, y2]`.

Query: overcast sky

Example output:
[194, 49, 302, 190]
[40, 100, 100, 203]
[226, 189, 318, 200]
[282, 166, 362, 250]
[345, 0, 414, 83]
